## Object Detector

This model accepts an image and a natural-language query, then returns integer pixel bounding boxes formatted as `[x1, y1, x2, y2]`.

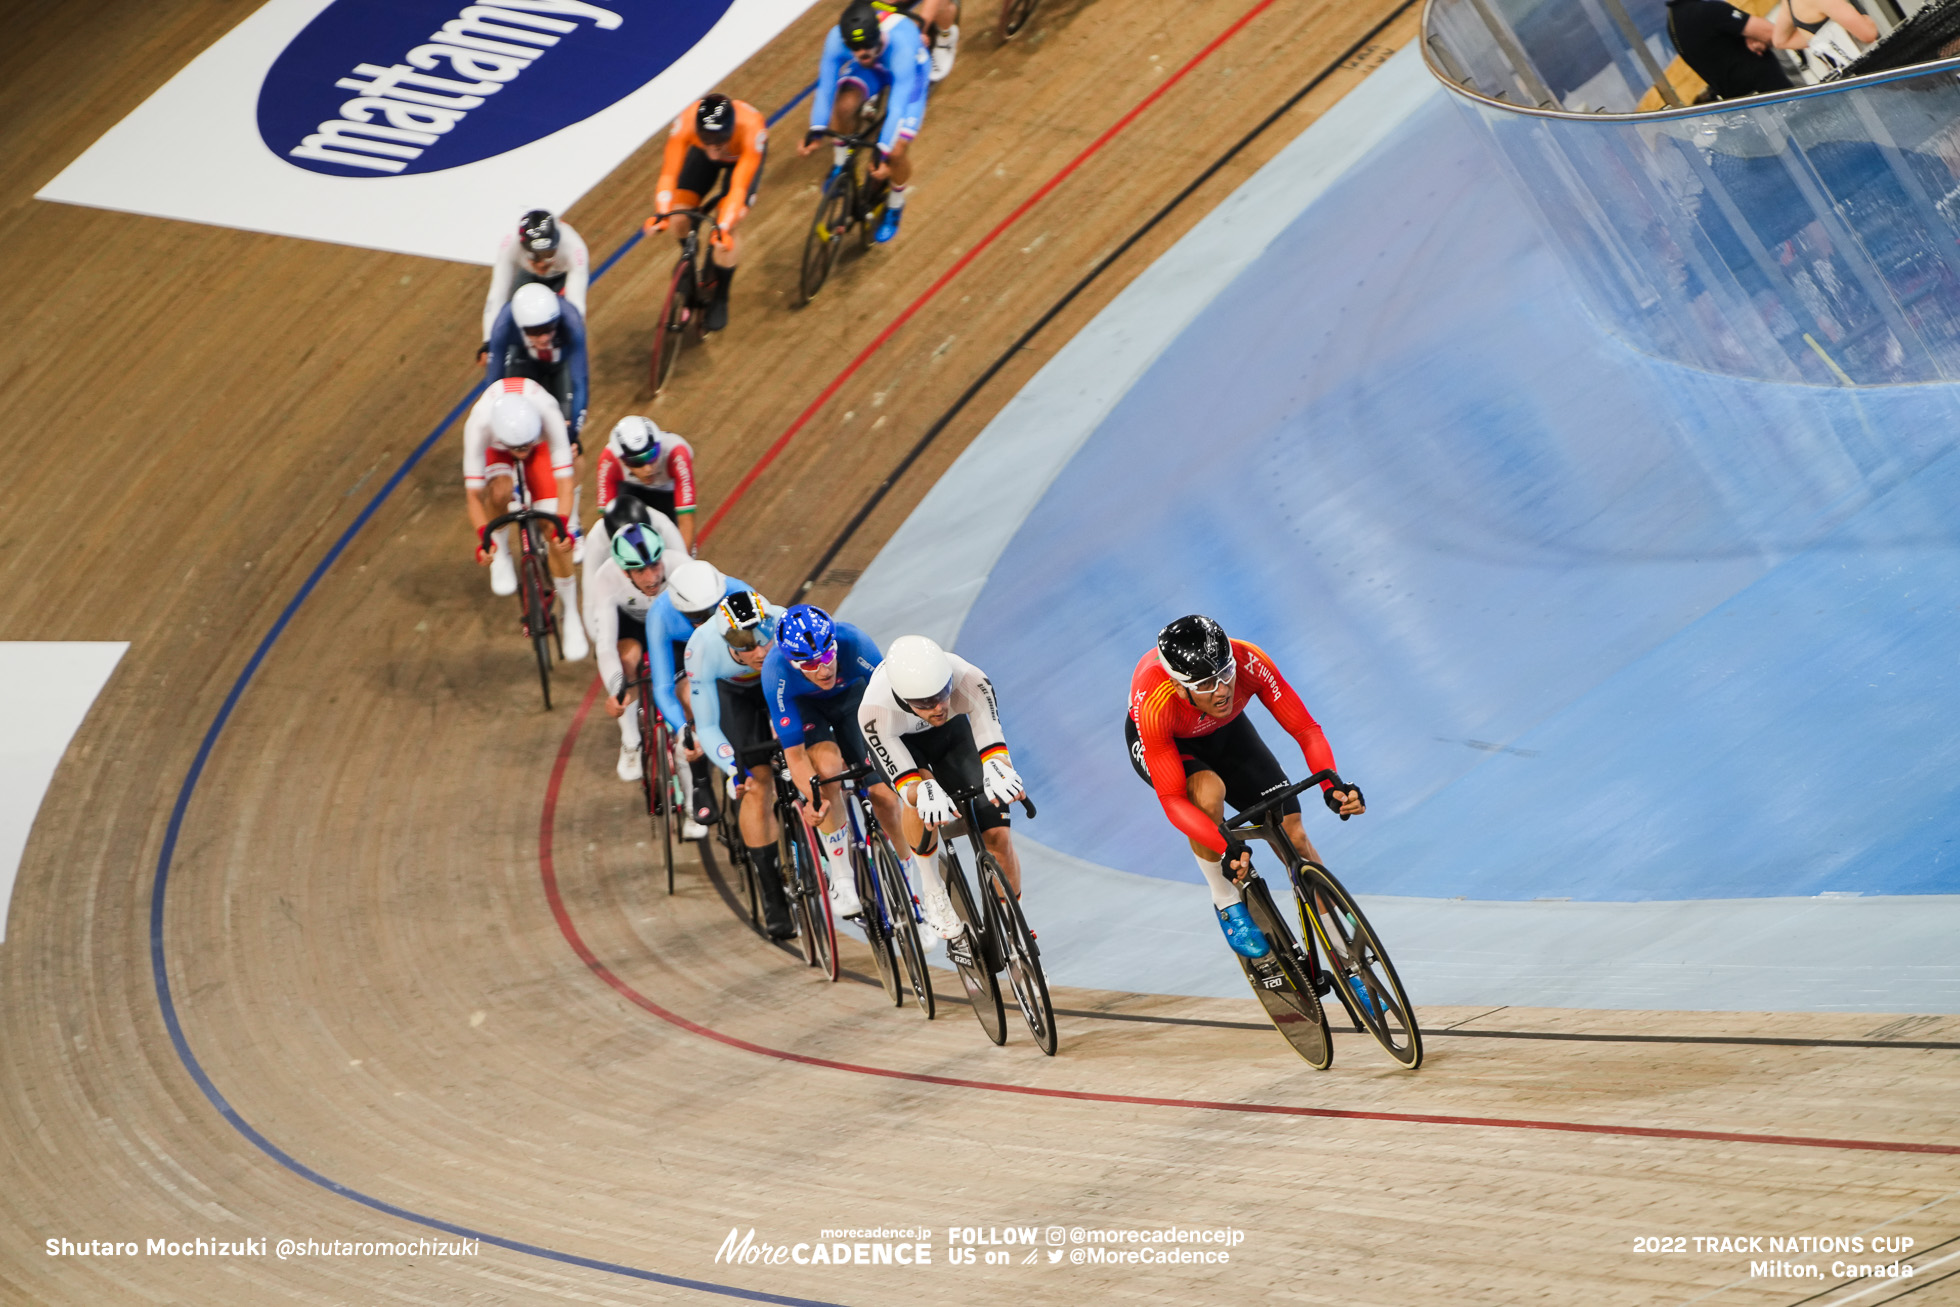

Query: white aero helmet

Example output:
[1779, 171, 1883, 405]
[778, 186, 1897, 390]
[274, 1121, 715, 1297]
[611, 415, 663, 467]
[667, 559, 726, 622]
[885, 635, 954, 704]
[511, 282, 562, 330]
[488, 392, 544, 449]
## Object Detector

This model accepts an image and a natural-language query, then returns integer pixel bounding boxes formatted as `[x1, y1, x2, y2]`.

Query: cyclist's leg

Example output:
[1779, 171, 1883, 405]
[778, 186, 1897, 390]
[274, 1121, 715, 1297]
[908, 716, 1018, 896]
[475, 461, 520, 592]
[669, 150, 715, 238]
[616, 629, 646, 757]
[830, 79, 869, 168]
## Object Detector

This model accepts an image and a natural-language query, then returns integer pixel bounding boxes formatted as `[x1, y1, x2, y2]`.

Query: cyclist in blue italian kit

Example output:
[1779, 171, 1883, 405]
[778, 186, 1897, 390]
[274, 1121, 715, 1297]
[762, 604, 905, 917]
[797, 0, 932, 243]
[645, 559, 756, 840]
[685, 589, 795, 938]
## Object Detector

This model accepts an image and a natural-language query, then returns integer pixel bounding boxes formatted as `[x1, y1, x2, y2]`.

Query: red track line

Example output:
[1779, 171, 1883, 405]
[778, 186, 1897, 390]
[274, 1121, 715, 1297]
[695, 0, 1279, 546]
[538, 689, 1960, 1158]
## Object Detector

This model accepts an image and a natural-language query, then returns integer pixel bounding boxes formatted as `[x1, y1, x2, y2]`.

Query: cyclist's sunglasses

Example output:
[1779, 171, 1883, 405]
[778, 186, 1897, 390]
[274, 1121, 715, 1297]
[520, 321, 556, 336]
[904, 687, 954, 715]
[620, 446, 661, 468]
[1179, 664, 1236, 695]
[791, 643, 837, 672]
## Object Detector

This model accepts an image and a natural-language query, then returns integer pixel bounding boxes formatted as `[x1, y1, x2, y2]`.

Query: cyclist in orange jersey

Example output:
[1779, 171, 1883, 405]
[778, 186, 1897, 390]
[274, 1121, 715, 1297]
[645, 93, 767, 332]
[1126, 615, 1364, 958]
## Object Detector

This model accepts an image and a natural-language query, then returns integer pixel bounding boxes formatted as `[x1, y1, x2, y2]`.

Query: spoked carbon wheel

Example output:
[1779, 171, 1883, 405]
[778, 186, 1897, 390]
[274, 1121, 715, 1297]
[789, 820, 838, 981]
[517, 530, 554, 710]
[1001, 0, 1038, 38]
[780, 815, 816, 959]
[1296, 861, 1422, 1069]
[876, 834, 934, 1019]
[1238, 877, 1333, 1070]
[942, 849, 1005, 1044]
[979, 856, 1055, 1055]
[651, 719, 677, 895]
[856, 844, 902, 1005]
[797, 169, 854, 305]
[649, 256, 692, 392]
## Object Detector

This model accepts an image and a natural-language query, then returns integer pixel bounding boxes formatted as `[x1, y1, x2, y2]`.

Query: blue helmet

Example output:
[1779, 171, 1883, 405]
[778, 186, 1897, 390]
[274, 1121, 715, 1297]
[610, 522, 664, 572]
[776, 604, 836, 661]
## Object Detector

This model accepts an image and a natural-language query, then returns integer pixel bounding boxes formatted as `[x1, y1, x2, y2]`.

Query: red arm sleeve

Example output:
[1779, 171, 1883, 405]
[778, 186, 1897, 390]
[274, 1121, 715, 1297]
[1241, 643, 1338, 787]
[596, 449, 622, 511]
[668, 445, 696, 513]
[1135, 685, 1228, 856]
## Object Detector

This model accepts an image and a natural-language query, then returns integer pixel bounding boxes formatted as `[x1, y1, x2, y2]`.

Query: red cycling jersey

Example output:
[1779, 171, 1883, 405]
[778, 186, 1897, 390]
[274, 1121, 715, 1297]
[1128, 640, 1338, 855]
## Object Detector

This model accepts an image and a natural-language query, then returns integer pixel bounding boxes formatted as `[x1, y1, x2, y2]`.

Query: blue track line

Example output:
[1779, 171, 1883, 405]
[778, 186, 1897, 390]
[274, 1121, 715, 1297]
[146, 80, 850, 1306]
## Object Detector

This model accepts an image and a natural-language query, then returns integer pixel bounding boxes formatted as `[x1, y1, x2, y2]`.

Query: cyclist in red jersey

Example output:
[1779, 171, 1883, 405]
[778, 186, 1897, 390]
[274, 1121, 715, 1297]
[1126, 614, 1364, 958]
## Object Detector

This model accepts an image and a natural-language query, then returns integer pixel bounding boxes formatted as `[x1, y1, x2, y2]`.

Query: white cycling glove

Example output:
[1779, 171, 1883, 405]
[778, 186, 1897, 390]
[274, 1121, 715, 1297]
[982, 755, 1024, 807]
[912, 777, 959, 826]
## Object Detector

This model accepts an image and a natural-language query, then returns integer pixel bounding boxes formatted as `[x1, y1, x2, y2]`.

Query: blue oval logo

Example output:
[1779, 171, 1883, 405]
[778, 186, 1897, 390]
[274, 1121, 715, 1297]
[259, 0, 731, 178]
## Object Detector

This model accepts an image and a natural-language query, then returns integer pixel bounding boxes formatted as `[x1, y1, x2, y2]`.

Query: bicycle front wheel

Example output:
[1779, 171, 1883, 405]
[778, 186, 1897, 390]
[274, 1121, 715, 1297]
[517, 527, 554, 710]
[650, 255, 692, 392]
[797, 170, 854, 305]
[876, 833, 934, 1019]
[1297, 861, 1422, 1069]
[790, 817, 838, 981]
[651, 718, 677, 894]
[1001, 0, 1038, 38]
[1241, 877, 1333, 1070]
[943, 849, 1005, 1044]
[979, 858, 1055, 1055]
[856, 840, 901, 1005]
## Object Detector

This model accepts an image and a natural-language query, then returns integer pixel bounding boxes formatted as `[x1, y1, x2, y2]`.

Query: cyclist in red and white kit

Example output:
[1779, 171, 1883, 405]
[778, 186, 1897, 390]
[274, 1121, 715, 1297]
[596, 416, 698, 552]
[462, 378, 588, 661]
[1126, 614, 1361, 958]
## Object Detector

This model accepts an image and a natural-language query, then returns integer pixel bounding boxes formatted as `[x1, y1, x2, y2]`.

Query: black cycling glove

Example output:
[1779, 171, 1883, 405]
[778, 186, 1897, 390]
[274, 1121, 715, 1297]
[1324, 778, 1365, 821]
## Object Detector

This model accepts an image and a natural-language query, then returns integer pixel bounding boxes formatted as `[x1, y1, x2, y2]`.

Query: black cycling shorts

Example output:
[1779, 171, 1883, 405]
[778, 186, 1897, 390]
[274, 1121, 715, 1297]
[615, 479, 676, 522]
[615, 607, 648, 649]
[499, 352, 580, 452]
[717, 679, 778, 772]
[674, 144, 766, 211]
[1123, 711, 1299, 819]
[898, 715, 1009, 832]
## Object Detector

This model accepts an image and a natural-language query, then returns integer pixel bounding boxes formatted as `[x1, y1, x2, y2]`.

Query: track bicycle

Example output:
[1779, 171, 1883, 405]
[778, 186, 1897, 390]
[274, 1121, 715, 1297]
[477, 461, 566, 710]
[923, 788, 1056, 1055]
[796, 107, 890, 306]
[768, 749, 838, 979]
[647, 204, 723, 394]
[712, 768, 759, 927]
[625, 660, 689, 894]
[1221, 771, 1422, 1070]
[810, 764, 934, 1017]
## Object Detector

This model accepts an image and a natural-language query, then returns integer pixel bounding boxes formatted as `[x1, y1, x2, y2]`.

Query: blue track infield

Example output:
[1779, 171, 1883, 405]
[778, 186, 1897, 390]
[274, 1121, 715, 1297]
[844, 51, 1960, 1008]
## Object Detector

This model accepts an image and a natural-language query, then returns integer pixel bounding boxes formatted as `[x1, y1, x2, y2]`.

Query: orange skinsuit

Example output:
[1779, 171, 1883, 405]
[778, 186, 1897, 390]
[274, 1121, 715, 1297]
[655, 99, 768, 240]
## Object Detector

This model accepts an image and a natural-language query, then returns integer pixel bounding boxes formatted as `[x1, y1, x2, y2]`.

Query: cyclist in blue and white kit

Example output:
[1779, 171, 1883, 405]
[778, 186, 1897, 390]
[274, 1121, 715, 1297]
[686, 589, 795, 938]
[797, 0, 931, 244]
[646, 559, 755, 840]
[763, 605, 905, 917]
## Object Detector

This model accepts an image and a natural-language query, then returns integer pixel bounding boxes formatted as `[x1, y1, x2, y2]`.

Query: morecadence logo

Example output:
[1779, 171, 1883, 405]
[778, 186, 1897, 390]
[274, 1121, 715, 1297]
[259, 0, 734, 176]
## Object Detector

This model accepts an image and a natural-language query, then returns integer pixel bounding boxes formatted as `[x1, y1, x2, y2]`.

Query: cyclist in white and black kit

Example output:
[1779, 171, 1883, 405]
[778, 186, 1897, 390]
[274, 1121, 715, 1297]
[859, 635, 1026, 940]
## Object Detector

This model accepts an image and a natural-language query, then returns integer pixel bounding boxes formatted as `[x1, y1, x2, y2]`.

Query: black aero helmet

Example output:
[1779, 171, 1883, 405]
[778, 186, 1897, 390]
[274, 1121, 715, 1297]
[602, 493, 653, 542]
[839, 0, 883, 50]
[518, 209, 560, 255]
[695, 93, 735, 144]
[1156, 614, 1234, 688]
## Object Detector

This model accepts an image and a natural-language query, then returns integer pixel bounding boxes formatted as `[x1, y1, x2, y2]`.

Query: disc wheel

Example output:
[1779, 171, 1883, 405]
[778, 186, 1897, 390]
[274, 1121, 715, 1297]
[943, 849, 1005, 1044]
[1297, 861, 1422, 1068]
[980, 856, 1054, 1055]
[876, 834, 934, 1019]
[517, 527, 553, 711]
[649, 255, 693, 392]
[1240, 877, 1333, 1070]
[1001, 0, 1037, 38]
[797, 169, 854, 306]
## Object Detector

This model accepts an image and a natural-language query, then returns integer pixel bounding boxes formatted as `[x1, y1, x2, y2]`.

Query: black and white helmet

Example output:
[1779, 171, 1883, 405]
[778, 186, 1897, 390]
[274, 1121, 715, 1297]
[1155, 614, 1234, 688]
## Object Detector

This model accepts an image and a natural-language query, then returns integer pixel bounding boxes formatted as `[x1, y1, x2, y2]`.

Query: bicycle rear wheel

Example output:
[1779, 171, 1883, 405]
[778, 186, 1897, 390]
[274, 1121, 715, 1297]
[1001, 0, 1038, 38]
[979, 858, 1055, 1055]
[1240, 877, 1333, 1070]
[517, 527, 554, 710]
[797, 169, 854, 305]
[942, 849, 1005, 1044]
[650, 254, 693, 392]
[875, 833, 934, 1019]
[1296, 861, 1422, 1069]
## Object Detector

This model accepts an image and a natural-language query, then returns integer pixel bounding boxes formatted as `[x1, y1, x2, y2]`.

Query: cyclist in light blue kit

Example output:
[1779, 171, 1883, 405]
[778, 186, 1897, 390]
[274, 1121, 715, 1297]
[686, 589, 795, 938]
[763, 605, 906, 917]
[646, 559, 756, 840]
[797, 0, 931, 243]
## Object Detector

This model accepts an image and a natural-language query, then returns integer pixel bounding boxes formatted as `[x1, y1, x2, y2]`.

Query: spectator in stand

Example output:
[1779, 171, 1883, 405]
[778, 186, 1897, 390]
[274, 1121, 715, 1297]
[1667, 0, 1793, 98]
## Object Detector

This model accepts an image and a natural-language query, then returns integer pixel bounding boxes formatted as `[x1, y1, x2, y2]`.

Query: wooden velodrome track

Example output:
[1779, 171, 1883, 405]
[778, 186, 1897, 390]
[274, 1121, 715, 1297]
[4, 0, 1960, 1301]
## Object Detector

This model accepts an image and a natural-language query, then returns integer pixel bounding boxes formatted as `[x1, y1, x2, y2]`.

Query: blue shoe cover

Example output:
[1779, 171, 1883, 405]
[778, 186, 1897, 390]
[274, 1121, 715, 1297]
[1218, 903, 1270, 959]
[875, 206, 904, 243]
